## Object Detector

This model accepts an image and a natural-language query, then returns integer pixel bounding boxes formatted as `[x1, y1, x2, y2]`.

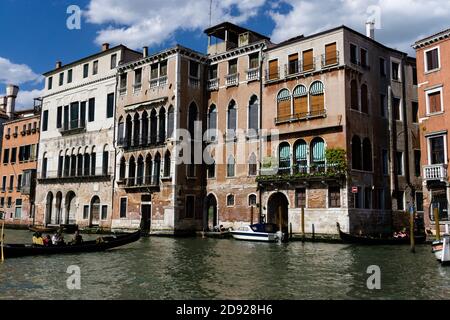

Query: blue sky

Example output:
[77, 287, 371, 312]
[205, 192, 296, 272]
[1, 0, 449, 108]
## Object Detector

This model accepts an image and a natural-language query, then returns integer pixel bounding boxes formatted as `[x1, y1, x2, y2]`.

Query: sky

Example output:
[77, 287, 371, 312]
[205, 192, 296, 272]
[0, 0, 449, 109]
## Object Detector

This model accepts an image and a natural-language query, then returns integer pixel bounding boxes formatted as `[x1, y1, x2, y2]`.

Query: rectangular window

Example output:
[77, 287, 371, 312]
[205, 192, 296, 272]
[303, 49, 314, 71]
[3, 149, 9, 164]
[59, 72, 64, 86]
[101, 205, 108, 220]
[350, 44, 358, 64]
[425, 47, 440, 72]
[107, 93, 114, 118]
[160, 61, 167, 77]
[427, 89, 443, 114]
[392, 61, 400, 81]
[56, 106, 62, 129]
[67, 69, 73, 83]
[249, 53, 259, 69]
[63, 105, 69, 130]
[364, 187, 372, 209]
[150, 64, 159, 79]
[379, 58, 386, 77]
[83, 205, 89, 220]
[227, 195, 235, 207]
[48, 77, 53, 90]
[288, 53, 299, 75]
[360, 48, 368, 68]
[88, 98, 95, 122]
[120, 198, 127, 218]
[0, 197, 4, 207]
[397, 191, 405, 211]
[393, 97, 401, 121]
[80, 102, 86, 127]
[185, 195, 195, 219]
[70, 102, 80, 129]
[134, 68, 142, 86]
[111, 54, 117, 69]
[380, 94, 386, 118]
[228, 59, 237, 75]
[93, 60, 98, 75]
[42, 110, 49, 131]
[190, 61, 200, 78]
[10, 148, 16, 164]
[412, 101, 419, 123]
[416, 192, 424, 212]
[7, 197, 11, 208]
[429, 136, 445, 165]
[396, 151, 404, 176]
[9, 175, 14, 191]
[325, 42, 337, 66]
[14, 199, 22, 219]
[268, 59, 278, 80]
[412, 67, 418, 85]
[329, 187, 341, 208]
[119, 74, 127, 91]
[382, 149, 389, 175]
[209, 65, 218, 80]
[414, 150, 421, 177]
[354, 187, 362, 209]
[83, 63, 89, 78]
[1, 176, 6, 192]
[295, 188, 306, 208]
[17, 174, 22, 191]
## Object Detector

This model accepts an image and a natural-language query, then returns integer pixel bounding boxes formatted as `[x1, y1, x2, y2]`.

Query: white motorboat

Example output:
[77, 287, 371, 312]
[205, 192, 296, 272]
[230, 223, 281, 242]
[433, 235, 450, 264]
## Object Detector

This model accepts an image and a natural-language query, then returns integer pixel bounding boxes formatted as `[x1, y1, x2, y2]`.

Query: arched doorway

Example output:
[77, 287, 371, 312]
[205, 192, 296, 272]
[267, 192, 289, 234]
[90, 196, 100, 227]
[55, 192, 63, 225]
[45, 192, 53, 226]
[65, 191, 76, 224]
[205, 194, 218, 231]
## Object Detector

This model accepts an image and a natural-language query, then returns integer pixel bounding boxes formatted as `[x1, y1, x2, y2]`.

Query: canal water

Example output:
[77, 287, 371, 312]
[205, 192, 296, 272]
[0, 230, 449, 300]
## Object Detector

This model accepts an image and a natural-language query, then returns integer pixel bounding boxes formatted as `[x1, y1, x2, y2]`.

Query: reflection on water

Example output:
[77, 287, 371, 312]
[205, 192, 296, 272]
[0, 230, 449, 300]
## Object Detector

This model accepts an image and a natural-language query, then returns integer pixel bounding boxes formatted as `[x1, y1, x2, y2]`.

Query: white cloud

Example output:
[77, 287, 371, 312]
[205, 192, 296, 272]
[269, 0, 450, 54]
[15, 89, 44, 110]
[0, 57, 42, 85]
[85, 0, 267, 49]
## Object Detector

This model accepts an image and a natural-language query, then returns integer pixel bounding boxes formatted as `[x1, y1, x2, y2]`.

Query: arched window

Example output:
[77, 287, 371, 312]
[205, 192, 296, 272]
[294, 139, 308, 173]
[119, 157, 126, 180]
[279, 142, 291, 175]
[208, 104, 217, 141]
[145, 154, 152, 185]
[125, 115, 132, 147]
[91, 147, 96, 176]
[248, 194, 257, 207]
[133, 113, 140, 146]
[277, 89, 291, 122]
[128, 156, 136, 186]
[77, 148, 83, 176]
[42, 153, 48, 179]
[207, 157, 215, 179]
[248, 153, 257, 176]
[118, 116, 125, 146]
[361, 84, 369, 114]
[83, 150, 90, 176]
[167, 106, 174, 139]
[153, 153, 161, 185]
[352, 136, 362, 170]
[159, 107, 166, 142]
[248, 95, 259, 132]
[309, 81, 324, 115]
[227, 194, 235, 207]
[64, 149, 70, 177]
[141, 111, 149, 145]
[70, 149, 76, 177]
[137, 155, 144, 185]
[227, 100, 237, 132]
[293, 85, 308, 117]
[351, 80, 358, 110]
[102, 145, 109, 176]
[163, 151, 171, 178]
[57, 151, 64, 178]
[227, 155, 235, 177]
[90, 196, 100, 226]
[150, 109, 157, 144]
[363, 138, 372, 171]
[311, 137, 326, 172]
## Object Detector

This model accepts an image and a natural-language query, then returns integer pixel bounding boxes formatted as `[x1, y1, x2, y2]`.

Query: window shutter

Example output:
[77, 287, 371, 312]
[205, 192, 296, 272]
[325, 43, 337, 65]
[303, 49, 314, 71]
[269, 60, 278, 80]
[295, 141, 307, 161]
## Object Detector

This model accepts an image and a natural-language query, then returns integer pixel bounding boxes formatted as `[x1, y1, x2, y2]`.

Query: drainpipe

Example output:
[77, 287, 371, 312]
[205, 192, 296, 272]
[388, 86, 397, 202]
[111, 63, 120, 232]
[258, 45, 265, 223]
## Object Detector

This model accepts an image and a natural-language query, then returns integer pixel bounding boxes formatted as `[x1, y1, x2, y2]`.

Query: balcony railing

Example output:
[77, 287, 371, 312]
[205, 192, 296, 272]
[246, 68, 260, 81]
[257, 163, 345, 184]
[275, 109, 327, 124]
[424, 164, 448, 181]
[321, 51, 340, 68]
[122, 176, 160, 189]
[38, 171, 111, 184]
[119, 87, 127, 95]
[133, 83, 142, 92]
[225, 73, 239, 87]
[265, 68, 280, 82]
[118, 135, 164, 150]
[207, 78, 219, 91]
[149, 76, 168, 89]
[188, 76, 200, 88]
[60, 120, 86, 135]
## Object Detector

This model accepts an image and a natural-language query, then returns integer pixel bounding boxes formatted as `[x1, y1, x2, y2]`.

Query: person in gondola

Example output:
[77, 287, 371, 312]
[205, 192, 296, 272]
[43, 235, 52, 246]
[32, 232, 44, 246]
[71, 231, 83, 246]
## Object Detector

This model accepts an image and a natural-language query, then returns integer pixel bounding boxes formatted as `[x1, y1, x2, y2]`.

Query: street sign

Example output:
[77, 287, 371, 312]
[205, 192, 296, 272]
[351, 187, 358, 194]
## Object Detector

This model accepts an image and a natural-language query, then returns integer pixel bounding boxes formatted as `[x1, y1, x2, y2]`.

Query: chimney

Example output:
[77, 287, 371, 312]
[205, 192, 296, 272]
[0, 96, 6, 111]
[366, 21, 375, 40]
[143, 46, 148, 58]
[102, 43, 110, 51]
[56, 61, 62, 69]
[6, 84, 19, 119]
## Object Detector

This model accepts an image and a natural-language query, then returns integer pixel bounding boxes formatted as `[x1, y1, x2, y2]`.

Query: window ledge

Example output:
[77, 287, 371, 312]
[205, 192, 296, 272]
[426, 111, 444, 117]
[425, 68, 441, 75]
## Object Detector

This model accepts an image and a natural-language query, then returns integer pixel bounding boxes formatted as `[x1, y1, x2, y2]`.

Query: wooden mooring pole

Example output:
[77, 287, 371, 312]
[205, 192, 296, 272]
[409, 209, 415, 254]
[301, 207, 305, 242]
[1, 221, 4, 262]
[434, 207, 441, 241]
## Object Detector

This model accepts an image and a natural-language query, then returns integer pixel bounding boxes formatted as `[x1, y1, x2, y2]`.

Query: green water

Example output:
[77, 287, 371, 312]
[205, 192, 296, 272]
[0, 230, 449, 300]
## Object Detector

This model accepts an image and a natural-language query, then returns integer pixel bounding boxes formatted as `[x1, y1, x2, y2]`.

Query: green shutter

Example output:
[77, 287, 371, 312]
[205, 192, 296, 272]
[277, 89, 291, 102]
[295, 141, 308, 161]
[309, 81, 324, 96]
[293, 85, 307, 97]
[312, 139, 325, 161]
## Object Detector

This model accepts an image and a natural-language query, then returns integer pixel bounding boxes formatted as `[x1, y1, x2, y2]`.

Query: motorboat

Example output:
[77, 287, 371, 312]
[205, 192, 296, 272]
[230, 223, 281, 242]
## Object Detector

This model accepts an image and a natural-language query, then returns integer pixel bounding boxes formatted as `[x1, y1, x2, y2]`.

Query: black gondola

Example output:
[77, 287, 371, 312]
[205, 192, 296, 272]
[2, 231, 141, 258]
[337, 223, 427, 245]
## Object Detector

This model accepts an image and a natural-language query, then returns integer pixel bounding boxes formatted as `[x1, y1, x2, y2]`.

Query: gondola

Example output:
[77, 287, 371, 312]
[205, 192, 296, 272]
[29, 224, 79, 234]
[337, 223, 427, 245]
[2, 231, 141, 258]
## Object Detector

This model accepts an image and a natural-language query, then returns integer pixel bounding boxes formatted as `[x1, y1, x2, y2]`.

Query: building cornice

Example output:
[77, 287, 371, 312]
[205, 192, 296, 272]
[413, 29, 450, 49]
[208, 41, 267, 63]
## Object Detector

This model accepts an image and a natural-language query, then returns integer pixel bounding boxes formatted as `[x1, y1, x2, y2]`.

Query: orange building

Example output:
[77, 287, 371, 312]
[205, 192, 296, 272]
[0, 107, 40, 226]
[414, 29, 450, 232]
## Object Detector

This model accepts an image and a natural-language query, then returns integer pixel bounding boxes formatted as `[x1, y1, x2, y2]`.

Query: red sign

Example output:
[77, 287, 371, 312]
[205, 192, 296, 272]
[351, 187, 358, 194]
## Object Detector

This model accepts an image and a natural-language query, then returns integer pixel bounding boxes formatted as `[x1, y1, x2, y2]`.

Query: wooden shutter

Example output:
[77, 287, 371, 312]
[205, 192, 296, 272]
[289, 53, 298, 62]
[325, 43, 337, 65]
[310, 95, 324, 113]
[293, 96, 308, 116]
[269, 60, 278, 80]
[278, 100, 291, 121]
[429, 91, 441, 113]
[303, 49, 314, 71]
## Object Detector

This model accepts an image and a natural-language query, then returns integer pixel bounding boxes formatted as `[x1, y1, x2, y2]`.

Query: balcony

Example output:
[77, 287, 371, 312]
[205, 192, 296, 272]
[119, 86, 127, 96]
[283, 59, 318, 77]
[424, 164, 448, 181]
[149, 76, 168, 89]
[246, 68, 260, 82]
[118, 136, 165, 151]
[207, 78, 219, 91]
[121, 176, 160, 191]
[275, 109, 327, 124]
[133, 83, 142, 93]
[225, 73, 239, 87]
[37, 171, 111, 184]
[265, 68, 280, 82]
[321, 51, 340, 68]
[59, 120, 86, 136]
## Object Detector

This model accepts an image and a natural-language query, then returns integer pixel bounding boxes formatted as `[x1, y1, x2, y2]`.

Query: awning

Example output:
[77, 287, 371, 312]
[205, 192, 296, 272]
[295, 140, 308, 160]
[293, 85, 307, 97]
[277, 89, 291, 102]
[309, 81, 324, 96]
